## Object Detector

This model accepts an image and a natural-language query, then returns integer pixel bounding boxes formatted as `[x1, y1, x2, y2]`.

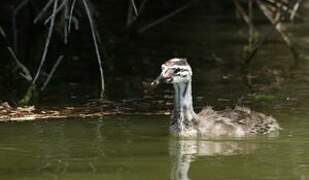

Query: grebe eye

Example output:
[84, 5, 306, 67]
[174, 68, 181, 74]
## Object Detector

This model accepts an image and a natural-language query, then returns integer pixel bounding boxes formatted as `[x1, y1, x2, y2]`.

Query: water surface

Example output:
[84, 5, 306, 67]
[0, 112, 309, 180]
[2, 2, 309, 180]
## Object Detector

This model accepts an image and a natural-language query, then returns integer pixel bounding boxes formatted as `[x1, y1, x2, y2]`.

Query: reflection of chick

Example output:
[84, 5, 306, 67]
[169, 138, 256, 180]
[152, 58, 280, 138]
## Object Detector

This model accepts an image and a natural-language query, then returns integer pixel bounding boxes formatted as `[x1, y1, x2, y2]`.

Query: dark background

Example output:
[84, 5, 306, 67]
[0, 0, 307, 105]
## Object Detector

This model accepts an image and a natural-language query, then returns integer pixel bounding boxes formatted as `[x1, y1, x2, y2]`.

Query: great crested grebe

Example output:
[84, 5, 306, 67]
[151, 58, 280, 138]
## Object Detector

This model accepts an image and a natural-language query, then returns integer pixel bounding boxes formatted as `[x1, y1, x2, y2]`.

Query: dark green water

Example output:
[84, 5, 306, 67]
[0, 113, 309, 180]
[2, 2, 309, 180]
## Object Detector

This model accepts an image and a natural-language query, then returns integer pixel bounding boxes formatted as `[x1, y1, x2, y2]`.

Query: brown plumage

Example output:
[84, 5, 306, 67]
[197, 106, 280, 138]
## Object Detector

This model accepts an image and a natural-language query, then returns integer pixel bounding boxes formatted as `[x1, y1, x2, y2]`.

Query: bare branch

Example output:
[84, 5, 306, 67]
[130, 0, 138, 16]
[0, 26, 32, 81]
[13, 0, 32, 52]
[138, 0, 197, 34]
[44, 0, 68, 25]
[68, 0, 78, 32]
[126, 2, 134, 27]
[138, 0, 148, 15]
[64, 0, 69, 44]
[82, 0, 105, 99]
[233, 0, 251, 26]
[7, 47, 33, 81]
[290, 0, 302, 21]
[0, 26, 6, 38]
[41, 55, 64, 91]
[33, 0, 54, 23]
[257, 0, 298, 59]
[32, 0, 59, 85]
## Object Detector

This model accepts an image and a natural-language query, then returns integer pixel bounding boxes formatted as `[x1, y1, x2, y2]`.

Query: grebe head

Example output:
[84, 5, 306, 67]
[151, 58, 192, 87]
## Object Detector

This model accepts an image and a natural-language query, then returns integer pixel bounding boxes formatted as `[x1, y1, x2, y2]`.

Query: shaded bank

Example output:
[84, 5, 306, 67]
[0, 0, 307, 107]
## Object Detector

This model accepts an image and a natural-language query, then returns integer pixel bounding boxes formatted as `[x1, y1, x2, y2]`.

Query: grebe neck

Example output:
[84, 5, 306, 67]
[172, 80, 197, 133]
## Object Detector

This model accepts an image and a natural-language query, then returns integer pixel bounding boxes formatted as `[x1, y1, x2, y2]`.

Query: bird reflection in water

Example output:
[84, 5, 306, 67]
[169, 138, 256, 180]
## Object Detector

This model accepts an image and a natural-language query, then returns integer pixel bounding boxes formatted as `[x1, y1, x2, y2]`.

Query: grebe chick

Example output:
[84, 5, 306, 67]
[151, 58, 280, 138]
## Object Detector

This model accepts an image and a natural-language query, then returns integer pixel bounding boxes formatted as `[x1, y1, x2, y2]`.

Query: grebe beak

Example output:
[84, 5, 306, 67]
[151, 74, 164, 87]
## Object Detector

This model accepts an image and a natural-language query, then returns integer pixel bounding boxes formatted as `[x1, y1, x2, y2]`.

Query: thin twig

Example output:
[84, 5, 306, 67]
[71, 16, 80, 31]
[265, 0, 301, 19]
[0, 26, 32, 81]
[33, 0, 54, 23]
[41, 55, 64, 91]
[127, 0, 148, 28]
[290, 0, 302, 21]
[13, 0, 32, 51]
[257, 0, 298, 59]
[261, 0, 296, 14]
[248, 0, 254, 51]
[130, 0, 138, 16]
[64, 0, 69, 44]
[8, 47, 33, 81]
[126, 2, 134, 27]
[138, 1, 196, 34]
[32, 0, 59, 85]
[0, 26, 6, 37]
[233, 0, 251, 26]
[14, 0, 32, 14]
[244, 27, 274, 65]
[44, 0, 68, 25]
[127, 0, 148, 27]
[138, 0, 148, 15]
[68, 0, 78, 32]
[82, 0, 105, 99]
